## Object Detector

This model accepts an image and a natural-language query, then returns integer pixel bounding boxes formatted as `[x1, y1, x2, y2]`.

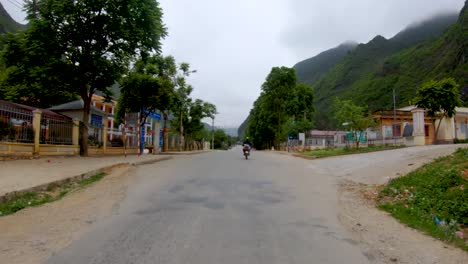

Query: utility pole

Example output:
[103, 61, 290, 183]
[393, 89, 396, 124]
[211, 118, 214, 150]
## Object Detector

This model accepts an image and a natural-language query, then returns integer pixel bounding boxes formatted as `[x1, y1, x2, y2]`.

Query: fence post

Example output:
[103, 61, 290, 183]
[72, 118, 79, 146]
[32, 109, 42, 155]
[102, 117, 108, 154]
[153, 120, 160, 154]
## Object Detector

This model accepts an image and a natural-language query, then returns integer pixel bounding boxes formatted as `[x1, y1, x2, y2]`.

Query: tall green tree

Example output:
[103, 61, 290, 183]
[173, 98, 217, 150]
[1, 0, 167, 156]
[416, 78, 461, 141]
[246, 67, 315, 149]
[117, 55, 176, 153]
[0, 28, 77, 107]
[333, 99, 375, 148]
[261, 67, 297, 146]
[170, 63, 195, 151]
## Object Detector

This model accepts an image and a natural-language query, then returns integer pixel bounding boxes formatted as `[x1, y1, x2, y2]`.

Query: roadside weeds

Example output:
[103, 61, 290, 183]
[0, 155, 173, 217]
[0, 172, 107, 217]
[377, 148, 468, 251]
[293, 145, 405, 159]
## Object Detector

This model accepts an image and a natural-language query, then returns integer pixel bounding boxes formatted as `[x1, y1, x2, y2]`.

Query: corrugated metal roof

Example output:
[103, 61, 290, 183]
[0, 100, 70, 119]
[49, 100, 107, 115]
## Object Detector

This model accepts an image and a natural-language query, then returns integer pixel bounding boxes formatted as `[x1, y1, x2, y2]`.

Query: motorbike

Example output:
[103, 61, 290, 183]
[243, 144, 251, 160]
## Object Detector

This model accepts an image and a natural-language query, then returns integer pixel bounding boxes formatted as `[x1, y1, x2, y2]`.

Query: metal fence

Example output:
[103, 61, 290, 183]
[0, 101, 34, 143]
[40, 112, 74, 145]
[367, 137, 405, 146]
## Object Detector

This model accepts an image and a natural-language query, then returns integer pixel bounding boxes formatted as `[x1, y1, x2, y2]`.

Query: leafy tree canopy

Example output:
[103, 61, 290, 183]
[246, 66, 315, 149]
[333, 99, 375, 148]
[1, 0, 167, 156]
[416, 78, 461, 140]
[416, 78, 461, 118]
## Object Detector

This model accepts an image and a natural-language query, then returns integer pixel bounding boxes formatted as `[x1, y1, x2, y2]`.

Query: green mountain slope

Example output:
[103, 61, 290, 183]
[294, 42, 358, 85]
[308, 10, 462, 129]
[237, 116, 249, 139]
[0, 3, 26, 34]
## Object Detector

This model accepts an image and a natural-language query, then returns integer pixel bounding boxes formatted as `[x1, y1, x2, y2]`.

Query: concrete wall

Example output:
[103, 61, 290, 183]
[39, 144, 79, 155]
[89, 147, 139, 156]
[0, 142, 78, 156]
[0, 142, 35, 155]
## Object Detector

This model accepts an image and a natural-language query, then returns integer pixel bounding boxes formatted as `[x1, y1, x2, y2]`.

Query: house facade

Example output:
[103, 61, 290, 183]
[373, 106, 468, 145]
[49, 100, 109, 144]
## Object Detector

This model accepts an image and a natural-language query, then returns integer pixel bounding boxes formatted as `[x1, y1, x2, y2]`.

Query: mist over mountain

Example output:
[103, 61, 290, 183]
[238, 8, 463, 136]
[296, 11, 462, 129]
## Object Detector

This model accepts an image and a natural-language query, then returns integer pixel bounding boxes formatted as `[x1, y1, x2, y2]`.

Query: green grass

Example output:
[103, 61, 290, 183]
[0, 172, 106, 217]
[78, 173, 106, 187]
[378, 148, 468, 250]
[302, 145, 404, 158]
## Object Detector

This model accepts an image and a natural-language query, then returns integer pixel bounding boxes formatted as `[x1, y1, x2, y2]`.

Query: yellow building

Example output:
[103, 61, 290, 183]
[373, 106, 468, 146]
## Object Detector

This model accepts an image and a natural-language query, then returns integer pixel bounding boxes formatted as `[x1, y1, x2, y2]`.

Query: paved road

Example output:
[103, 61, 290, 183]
[47, 147, 372, 264]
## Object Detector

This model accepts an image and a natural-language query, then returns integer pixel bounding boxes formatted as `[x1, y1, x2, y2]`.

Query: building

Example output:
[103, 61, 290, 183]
[373, 106, 468, 145]
[49, 99, 108, 143]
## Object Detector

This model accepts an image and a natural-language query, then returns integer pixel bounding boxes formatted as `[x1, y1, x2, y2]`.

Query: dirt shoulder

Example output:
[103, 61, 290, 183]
[335, 145, 468, 263]
[0, 165, 136, 264]
[338, 180, 468, 264]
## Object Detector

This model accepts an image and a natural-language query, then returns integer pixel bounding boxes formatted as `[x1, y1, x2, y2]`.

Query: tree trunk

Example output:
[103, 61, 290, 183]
[434, 113, 446, 144]
[79, 95, 91, 156]
[179, 110, 184, 152]
[162, 113, 169, 152]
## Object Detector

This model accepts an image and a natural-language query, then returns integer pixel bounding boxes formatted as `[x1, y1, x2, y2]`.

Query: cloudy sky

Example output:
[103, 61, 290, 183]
[2, 0, 464, 128]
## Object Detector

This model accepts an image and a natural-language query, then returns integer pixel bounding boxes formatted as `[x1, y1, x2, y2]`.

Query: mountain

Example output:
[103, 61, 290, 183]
[237, 116, 249, 139]
[0, 3, 26, 34]
[222, 127, 238, 137]
[297, 11, 462, 129]
[294, 42, 358, 85]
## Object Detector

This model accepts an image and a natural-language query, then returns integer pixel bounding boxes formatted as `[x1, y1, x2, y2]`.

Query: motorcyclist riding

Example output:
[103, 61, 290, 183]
[242, 137, 252, 159]
[243, 137, 252, 148]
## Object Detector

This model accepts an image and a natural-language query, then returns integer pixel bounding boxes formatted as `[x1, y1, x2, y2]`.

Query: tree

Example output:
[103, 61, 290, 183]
[173, 99, 217, 150]
[213, 129, 229, 149]
[117, 55, 176, 153]
[0, 29, 77, 107]
[246, 67, 315, 150]
[416, 78, 461, 141]
[333, 99, 375, 148]
[1, 0, 167, 156]
[170, 63, 195, 151]
[261, 67, 297, 147]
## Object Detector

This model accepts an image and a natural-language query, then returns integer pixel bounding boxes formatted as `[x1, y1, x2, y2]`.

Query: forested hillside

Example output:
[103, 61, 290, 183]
[238, 10, 462, 136]
[296, 11, 462, 129]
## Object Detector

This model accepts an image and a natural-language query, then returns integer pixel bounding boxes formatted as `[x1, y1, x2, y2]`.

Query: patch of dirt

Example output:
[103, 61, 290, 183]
[0, 165, 135, 264]
[338, 180, 468, 264]
[463, 169, 468, 181]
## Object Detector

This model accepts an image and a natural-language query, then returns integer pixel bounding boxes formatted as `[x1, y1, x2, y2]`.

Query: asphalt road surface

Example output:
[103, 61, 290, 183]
[47, 147, 372, 264]
[46, 145, 468, 264]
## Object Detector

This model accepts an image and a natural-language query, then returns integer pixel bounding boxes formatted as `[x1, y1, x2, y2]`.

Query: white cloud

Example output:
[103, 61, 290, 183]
[1, 0, 465, 127]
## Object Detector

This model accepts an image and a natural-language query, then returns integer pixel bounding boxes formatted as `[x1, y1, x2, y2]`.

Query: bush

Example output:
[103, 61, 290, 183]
[454, 138, 468, 144]
[0, 118, 16, 141]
